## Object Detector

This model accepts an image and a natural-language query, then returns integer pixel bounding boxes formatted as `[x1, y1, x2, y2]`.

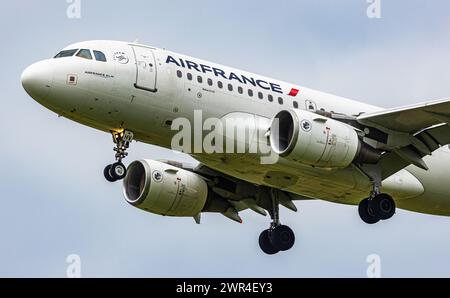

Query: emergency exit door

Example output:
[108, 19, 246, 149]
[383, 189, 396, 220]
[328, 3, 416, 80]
[131, 45, 157, 92]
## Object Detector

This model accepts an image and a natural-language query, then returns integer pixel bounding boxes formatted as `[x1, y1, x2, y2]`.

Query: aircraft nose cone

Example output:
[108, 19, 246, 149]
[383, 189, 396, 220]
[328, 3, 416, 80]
[21, 60, 53, 100]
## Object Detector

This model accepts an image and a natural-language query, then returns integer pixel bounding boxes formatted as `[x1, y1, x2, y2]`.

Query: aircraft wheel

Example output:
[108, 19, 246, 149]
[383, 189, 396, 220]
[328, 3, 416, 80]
[104, 164, 117, 182]
[371, 193, 396, 220]
[110, 162, 127, 180]
[270, 225, 295, 251]
[259, 229, 279, 255]
[358, 198, 380, 224]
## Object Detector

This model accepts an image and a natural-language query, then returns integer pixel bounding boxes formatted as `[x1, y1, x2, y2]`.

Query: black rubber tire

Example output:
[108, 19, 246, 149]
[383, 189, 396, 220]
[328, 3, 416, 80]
[259, 230, 279, 255]
[269, 225, 295, 251]
[371, 194, 396, 220]
[110, 162, 127, 180]
[358, 198, 380, 224]
[104, 164, 117, 182]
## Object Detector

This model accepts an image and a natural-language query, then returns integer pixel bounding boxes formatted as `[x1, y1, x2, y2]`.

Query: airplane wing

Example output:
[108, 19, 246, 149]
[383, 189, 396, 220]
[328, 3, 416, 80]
[357, 97, 450, 133]
[159, 160, 312, 223]
[356, 98, 450, 178]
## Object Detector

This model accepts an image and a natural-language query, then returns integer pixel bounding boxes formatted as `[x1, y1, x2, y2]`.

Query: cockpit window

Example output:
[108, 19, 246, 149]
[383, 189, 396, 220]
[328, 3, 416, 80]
[54, 49, 78, 58]
[76, 49, 92, 60]
[93, 50, 107, 62]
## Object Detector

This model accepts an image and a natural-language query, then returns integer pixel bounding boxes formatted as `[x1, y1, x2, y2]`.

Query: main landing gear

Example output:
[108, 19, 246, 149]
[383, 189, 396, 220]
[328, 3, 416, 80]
[259, 189, 296, 255]
[104, 130, 134, 183]
[356, 164, 397, 224]
[358, 179, 396, 224]
[358, 193, 396, 224]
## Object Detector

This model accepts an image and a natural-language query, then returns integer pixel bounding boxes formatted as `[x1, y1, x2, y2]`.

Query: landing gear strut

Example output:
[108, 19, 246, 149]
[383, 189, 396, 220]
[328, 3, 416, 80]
[104, 130, 134, 182]
[259, 189, 295, 255]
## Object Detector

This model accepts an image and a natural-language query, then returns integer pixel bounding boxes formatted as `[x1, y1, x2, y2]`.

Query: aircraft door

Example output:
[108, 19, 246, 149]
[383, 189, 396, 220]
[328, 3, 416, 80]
[131, 45, 157, 92]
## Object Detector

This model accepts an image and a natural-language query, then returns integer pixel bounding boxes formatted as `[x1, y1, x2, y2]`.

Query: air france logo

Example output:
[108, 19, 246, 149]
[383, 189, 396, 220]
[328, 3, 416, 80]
[152, 170, 163, 183]
[166, 55, 300, 97]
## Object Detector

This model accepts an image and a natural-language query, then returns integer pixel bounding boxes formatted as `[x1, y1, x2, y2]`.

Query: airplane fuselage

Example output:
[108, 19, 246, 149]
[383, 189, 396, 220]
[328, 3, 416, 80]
[21, 40, 450, 217]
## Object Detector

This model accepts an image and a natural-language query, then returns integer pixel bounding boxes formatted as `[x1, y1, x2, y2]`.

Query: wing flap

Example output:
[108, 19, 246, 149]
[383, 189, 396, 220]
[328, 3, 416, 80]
[416, 131, 440, 152]
[425, 124, 450, 146]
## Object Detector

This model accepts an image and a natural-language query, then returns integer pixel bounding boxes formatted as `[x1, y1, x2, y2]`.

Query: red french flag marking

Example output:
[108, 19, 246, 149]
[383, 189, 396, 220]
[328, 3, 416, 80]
[288, 88, 299, 97]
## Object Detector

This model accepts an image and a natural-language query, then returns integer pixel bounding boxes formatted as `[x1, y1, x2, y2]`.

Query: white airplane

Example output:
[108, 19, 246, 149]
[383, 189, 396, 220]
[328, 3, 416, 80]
[21, 40, 450, 254]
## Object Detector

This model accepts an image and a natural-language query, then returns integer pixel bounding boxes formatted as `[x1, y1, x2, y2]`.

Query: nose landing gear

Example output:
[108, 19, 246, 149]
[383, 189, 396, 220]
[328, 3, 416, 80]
[104, 130, 134, 182]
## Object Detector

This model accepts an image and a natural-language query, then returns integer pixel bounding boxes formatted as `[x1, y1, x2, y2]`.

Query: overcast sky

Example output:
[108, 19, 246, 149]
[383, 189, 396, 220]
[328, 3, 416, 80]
[1, 0, 450, 277]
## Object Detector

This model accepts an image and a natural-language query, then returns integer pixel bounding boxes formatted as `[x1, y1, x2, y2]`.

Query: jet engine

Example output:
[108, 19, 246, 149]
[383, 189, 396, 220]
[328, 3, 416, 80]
[122, 159, 208, 217]
[269, 109, 380, 168]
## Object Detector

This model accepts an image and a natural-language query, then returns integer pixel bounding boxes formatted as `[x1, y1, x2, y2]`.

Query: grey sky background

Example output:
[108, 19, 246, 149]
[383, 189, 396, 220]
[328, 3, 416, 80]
[1, 0, 450, 277]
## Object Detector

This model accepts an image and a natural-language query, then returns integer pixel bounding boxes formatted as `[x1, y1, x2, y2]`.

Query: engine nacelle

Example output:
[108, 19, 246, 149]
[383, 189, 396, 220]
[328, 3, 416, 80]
[122, 160, 208, 217]
[269, 109, 361, 168]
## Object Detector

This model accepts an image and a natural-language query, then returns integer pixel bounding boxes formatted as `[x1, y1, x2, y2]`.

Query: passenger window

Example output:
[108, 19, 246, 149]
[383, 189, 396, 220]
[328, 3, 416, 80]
[207, 78, 213, 86]
[93, 50, 107, 62]
[54, 49, 79, 58]
[228, 84, 233, 91]
[177, 70, 182, 78]
[248, 89, 253, 97]
[278, 97, 284, 105]
[293, 101, 299, 109]
[76, 49, 92, 60]
[187, 73, 193, 81]
[238, 86, 243, 94]
[197, 76, 203, 83]
[306, 100, 317, 111]
[218, 81, 223, 89]
[268, 94, 274, 102]
[258, 92, 263, 99]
